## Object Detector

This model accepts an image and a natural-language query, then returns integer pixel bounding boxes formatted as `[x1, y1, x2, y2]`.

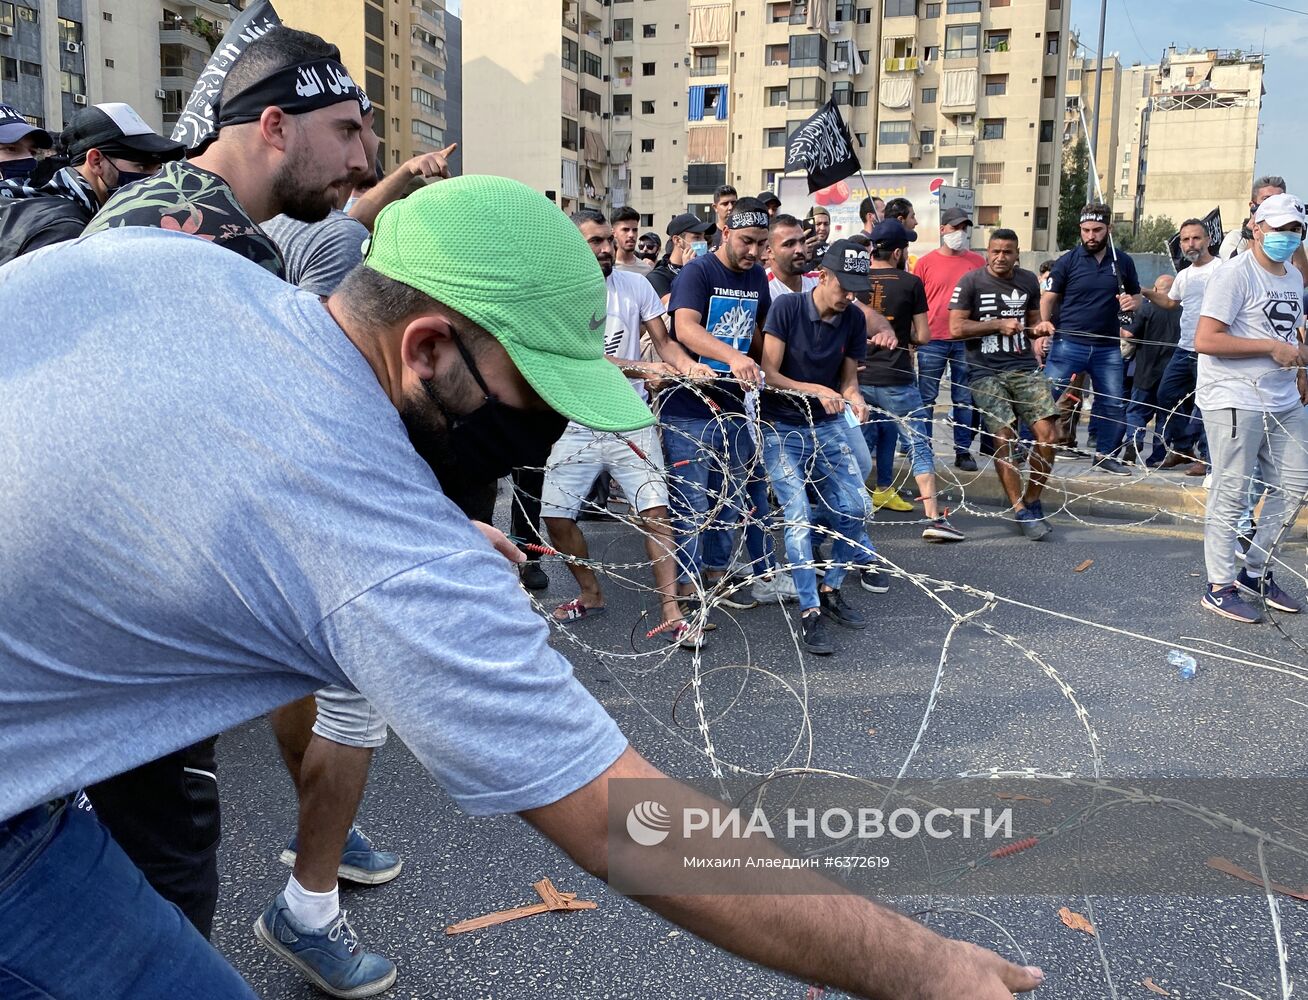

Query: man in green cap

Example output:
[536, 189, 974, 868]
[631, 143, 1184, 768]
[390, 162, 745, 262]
[0, 175, 1042, 1000]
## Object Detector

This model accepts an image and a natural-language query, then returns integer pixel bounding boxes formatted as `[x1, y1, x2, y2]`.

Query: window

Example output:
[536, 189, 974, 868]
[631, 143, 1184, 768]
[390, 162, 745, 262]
[946, 0, 980, 11]
[686, 163, 726, 195]
[856, 8, 872, 23]
[1039, 119, 1054, 142]
[879, 120, 911, 144]
[1035, 207, 1050, 231]
[765, 127, 787, 147]
[984, 30, 1009, 51]
[884, 0, 915, 15]
[561, 117, 578, 151]
[977, 162, 1002, 184]
[640, 214, 654, 227]
[855, 132, 867, 147]
[981, 118, 1005, 140]
[104, 57, 114, 68]
[57, 16, 82, 45]
[60, 70, 85, 95]
[583, 51, 603, 78]
[1068, 67, 1082, 81]
[19, 60, 40, 77]
[945, 25, 978, 59]
[642, 23, 656, 37]
[642, 61, 656, 76]
[365, 71, 384, 106]
[789, 34, 827, 68]
[640, 99, 654, 114]
[615, 94, 633, 115]
[770, 3, 791, 23]
[0, 57, 14, 82]
[922, 87, 937, 104]
[788, 76, 826, 107]
[581, 89, 602, 115]
[641, 137, 655, 152]
[984, 74, 1007, 96]
[694, 54, 717, 74]
[1120, 184, 1128, 197]
[562, 38, 579, 72]
[1048, 0, 1061, 7]
[924, 2, 941, 16]
[1041, 76, 1056, 99]
[919, 128, 936, 145]
[412, 88, 445, 114]
[924, 45, 940, 61]
[1121, 166, 1130, 180]
[991, 0, 1011, 5]
[977, 206, 1001, 226]
[767, 86, 787, 106]
[364, 4, 383, 37]
[102, 10, 111, 20]
[1038, 162, 1052, 186]
[854, 90, 869, 106]
[17, 4, 36, 23]
[833, 82, 852, 105]
[767, 43, 789, 65]
[412, 120, 443, 142]
[0, 1, 12, 26]
[640, 176, 654, 190]
[703, 86, 725, 114]
[834, 0, 855, 20]
[1046, 32, 1060, 56]
[613, 18, 632, 40]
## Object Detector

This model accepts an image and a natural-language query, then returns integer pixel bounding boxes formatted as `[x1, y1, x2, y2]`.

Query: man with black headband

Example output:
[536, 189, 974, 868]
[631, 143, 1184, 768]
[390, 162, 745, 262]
[0, 103, 183, 263]
[0, 174, 1044, 1000]
[85, 26, 368, 275]
[1035, 202, 1141, 476]
[663, 196, 781, 606]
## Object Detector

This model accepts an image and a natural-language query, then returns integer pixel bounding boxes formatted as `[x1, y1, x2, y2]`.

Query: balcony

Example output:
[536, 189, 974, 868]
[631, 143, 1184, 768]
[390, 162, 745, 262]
[158, 23, 211, 55]
[883, 56, 920, 74]
[690, 65, 724, 78]
[410, 2, 444, 33]
[939, 132, 976, 146]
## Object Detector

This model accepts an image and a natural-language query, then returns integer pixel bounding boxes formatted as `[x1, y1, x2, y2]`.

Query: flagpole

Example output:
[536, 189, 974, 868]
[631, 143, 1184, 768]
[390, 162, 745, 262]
[831, 101, 877, 224]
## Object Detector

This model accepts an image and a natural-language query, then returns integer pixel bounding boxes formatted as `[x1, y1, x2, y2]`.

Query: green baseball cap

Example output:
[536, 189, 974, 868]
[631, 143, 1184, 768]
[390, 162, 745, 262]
[362, 175, 654, 432]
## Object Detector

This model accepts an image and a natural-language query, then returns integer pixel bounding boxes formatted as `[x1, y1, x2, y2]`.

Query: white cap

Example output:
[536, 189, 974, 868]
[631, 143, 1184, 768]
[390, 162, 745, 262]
[1253, 192, 1306, 230]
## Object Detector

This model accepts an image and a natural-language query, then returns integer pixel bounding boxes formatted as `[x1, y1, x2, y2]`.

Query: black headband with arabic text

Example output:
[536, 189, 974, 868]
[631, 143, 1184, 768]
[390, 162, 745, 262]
[727, 209, 770, 230]
[216, 58, 367, 129]
[1079, 208, 1110, 225]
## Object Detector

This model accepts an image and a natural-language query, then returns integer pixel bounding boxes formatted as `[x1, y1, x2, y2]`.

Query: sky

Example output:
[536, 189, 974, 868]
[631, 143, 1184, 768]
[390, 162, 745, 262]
[1070, 0, 1308, 196]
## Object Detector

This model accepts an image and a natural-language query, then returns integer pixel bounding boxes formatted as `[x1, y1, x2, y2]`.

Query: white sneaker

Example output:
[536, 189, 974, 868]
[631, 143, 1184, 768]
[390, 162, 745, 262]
[753, 571, 800, 603]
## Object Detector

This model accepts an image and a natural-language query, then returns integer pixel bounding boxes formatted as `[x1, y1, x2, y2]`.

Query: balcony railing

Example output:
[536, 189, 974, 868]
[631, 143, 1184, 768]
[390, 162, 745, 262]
[939, 132, 976, 146]
[883, 56, 919, 73]
[690, 65, 722, 77]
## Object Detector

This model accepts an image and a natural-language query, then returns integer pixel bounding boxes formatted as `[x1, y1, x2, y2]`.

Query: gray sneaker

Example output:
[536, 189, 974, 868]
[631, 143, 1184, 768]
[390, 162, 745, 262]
[753, 571, 800, 603]
[1016, 508, 1051, 541]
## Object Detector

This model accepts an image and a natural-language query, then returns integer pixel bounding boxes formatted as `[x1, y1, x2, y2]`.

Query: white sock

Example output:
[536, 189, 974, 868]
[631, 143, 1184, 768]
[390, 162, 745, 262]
[284, 874, 339, 931]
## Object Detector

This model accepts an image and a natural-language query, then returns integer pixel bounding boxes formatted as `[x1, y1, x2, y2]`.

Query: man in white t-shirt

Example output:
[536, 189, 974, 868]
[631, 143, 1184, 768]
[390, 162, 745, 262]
[765, 213, 818, 298]
[1195, 193, 1308, 623]
[542, 210, 713, 647]
[1143, 218, 1223, 473]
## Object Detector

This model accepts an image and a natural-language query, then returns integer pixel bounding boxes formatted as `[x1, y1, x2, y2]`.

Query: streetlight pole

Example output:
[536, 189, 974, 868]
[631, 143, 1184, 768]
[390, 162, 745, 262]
[1087, 0, 1108, 204]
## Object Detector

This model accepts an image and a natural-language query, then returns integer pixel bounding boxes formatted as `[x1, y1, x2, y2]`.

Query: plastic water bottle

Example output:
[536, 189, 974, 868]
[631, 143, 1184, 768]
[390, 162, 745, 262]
[1168, 649, 1197, 680]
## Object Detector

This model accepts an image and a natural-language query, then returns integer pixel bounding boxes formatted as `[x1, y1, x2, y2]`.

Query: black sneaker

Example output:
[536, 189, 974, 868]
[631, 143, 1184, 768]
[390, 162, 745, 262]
[1091, 455, 1132, 476]
[1201, 584, 1264, 624]
[1236, 569, 1303, 614]
[820, 588, 867, 628]
[718, 577, 760, 610]
[519, 560, 549, 591]
[954, 452, 979, 472]
[859, 568, 890, 593]
[801, 611, 834, 655]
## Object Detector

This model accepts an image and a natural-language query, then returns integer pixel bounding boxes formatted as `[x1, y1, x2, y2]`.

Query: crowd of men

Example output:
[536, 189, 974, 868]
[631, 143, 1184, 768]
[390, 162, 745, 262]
[0, 21, 1303, 1000]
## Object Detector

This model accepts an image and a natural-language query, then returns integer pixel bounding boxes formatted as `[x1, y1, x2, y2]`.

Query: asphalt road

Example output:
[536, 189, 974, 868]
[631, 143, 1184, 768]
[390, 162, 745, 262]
[211, 499, 1308, 999]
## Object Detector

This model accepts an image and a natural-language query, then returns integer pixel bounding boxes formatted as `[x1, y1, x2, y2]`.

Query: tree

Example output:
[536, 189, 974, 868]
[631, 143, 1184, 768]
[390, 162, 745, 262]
[1057, 137, 1089, 251]
[1117, 215, 1177, 255]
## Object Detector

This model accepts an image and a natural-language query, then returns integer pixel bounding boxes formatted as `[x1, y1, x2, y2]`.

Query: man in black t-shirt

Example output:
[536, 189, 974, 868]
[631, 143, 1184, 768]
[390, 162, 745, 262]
[949, 229, 1059, 540]
[647, 212, 711, 304]
[859, 220, 964, 542]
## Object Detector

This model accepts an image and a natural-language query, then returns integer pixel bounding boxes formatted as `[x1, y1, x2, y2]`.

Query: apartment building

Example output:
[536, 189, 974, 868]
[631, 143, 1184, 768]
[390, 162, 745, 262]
[1063, 49, 1121, 203]
[692, 0, 1069, 252]
[277, 0, 453, 171]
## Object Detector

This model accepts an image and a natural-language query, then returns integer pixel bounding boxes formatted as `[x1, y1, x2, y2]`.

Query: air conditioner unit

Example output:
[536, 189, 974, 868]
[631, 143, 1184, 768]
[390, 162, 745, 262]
[73, 94, 88, 105]
[156, 88, 167, 99]
[65, 41, 80, 52]
[770, 60, 784, 66]
[0, 24, 14, 35]
[778, 99, 787, 106]
[834, 60, 849, 70]
[921, 142, 935, 152]
[957, 113, 975, 126]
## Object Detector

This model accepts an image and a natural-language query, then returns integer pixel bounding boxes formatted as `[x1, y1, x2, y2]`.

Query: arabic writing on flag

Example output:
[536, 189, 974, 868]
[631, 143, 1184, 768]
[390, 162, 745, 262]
[784, 98, 862, 194]
[1166, 208, 1223, 271]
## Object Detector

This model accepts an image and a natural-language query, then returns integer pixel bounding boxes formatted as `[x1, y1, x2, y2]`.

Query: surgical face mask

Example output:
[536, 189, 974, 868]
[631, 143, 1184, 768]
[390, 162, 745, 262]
[688, 239, 707, 258]
[344, 195, 359, 213]
[0, 157, 36, 181]
[942, 230, 968, 252]
[1262, 230, 1303, 264]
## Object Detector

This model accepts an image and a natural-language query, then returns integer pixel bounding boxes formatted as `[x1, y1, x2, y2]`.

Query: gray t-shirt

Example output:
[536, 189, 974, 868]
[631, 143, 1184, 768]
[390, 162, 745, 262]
[262, 209, 370, 297]
[0, 227, 627, 822]
[1197, 249, 1303, 412]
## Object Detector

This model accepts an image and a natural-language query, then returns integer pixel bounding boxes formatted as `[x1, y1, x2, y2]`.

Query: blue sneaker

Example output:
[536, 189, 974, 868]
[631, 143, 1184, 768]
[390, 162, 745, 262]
[281, 826, 404, 886]
[1026, 499, 1046, 522]
[1201, 584, 1264, 624]
[255, 894, 397, 998]
[1015, 507, 1050, 541]
[1236, 569, 1303, 614]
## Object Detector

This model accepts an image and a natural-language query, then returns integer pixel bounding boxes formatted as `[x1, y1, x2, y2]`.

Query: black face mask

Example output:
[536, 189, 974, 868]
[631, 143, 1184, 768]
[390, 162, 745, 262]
[0, 157, 36, 181]
[403, 332, 567, 500]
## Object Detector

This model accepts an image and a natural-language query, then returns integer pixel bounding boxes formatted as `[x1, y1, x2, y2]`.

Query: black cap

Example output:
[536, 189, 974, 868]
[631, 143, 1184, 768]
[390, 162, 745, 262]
[667, 212, 712, 237]
[870, 219, 917, 249]
[940, 207, 973, 228]
[63, 102, 186, 165]
[758, 190, 781, 208]
[819, 238, 873, 292]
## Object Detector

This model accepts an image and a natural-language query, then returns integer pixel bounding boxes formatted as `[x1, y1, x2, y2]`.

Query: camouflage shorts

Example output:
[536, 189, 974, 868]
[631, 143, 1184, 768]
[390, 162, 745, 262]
[969, 369, 1061, 435]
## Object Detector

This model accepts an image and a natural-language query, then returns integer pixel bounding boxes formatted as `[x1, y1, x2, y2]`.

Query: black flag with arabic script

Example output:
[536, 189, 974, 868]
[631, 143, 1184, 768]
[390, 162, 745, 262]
[1166, 208, 1223, 272]
[784, 98, 862, 194]
[170, 0, 282, 152]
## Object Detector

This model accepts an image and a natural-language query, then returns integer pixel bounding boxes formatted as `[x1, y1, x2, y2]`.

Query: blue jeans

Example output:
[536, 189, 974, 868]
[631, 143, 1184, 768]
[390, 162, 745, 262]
[1155, 348, 1208, 459]
[859, 383, 936, 488]
[1124, 383, 1168, 463]
[915, 339, 975, 454]
[664, 412, 772, 583]
[0, 801, 258, 999]
[1043, 339, 1127, 456]
[762, 420, 876, 611]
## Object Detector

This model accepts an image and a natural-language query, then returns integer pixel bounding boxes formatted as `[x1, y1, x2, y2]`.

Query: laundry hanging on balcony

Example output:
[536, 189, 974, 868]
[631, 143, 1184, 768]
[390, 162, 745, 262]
[879, 76, 913, 110]
[689, 85, 729, 122]
[561, 159, 580, 198]
[941, 68, 978, 108]
[688, 4, 729, 45]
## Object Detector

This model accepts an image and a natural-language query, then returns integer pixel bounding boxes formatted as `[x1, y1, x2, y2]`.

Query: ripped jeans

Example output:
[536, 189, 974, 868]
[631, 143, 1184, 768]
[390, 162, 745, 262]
[762, 418, 876, 612]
